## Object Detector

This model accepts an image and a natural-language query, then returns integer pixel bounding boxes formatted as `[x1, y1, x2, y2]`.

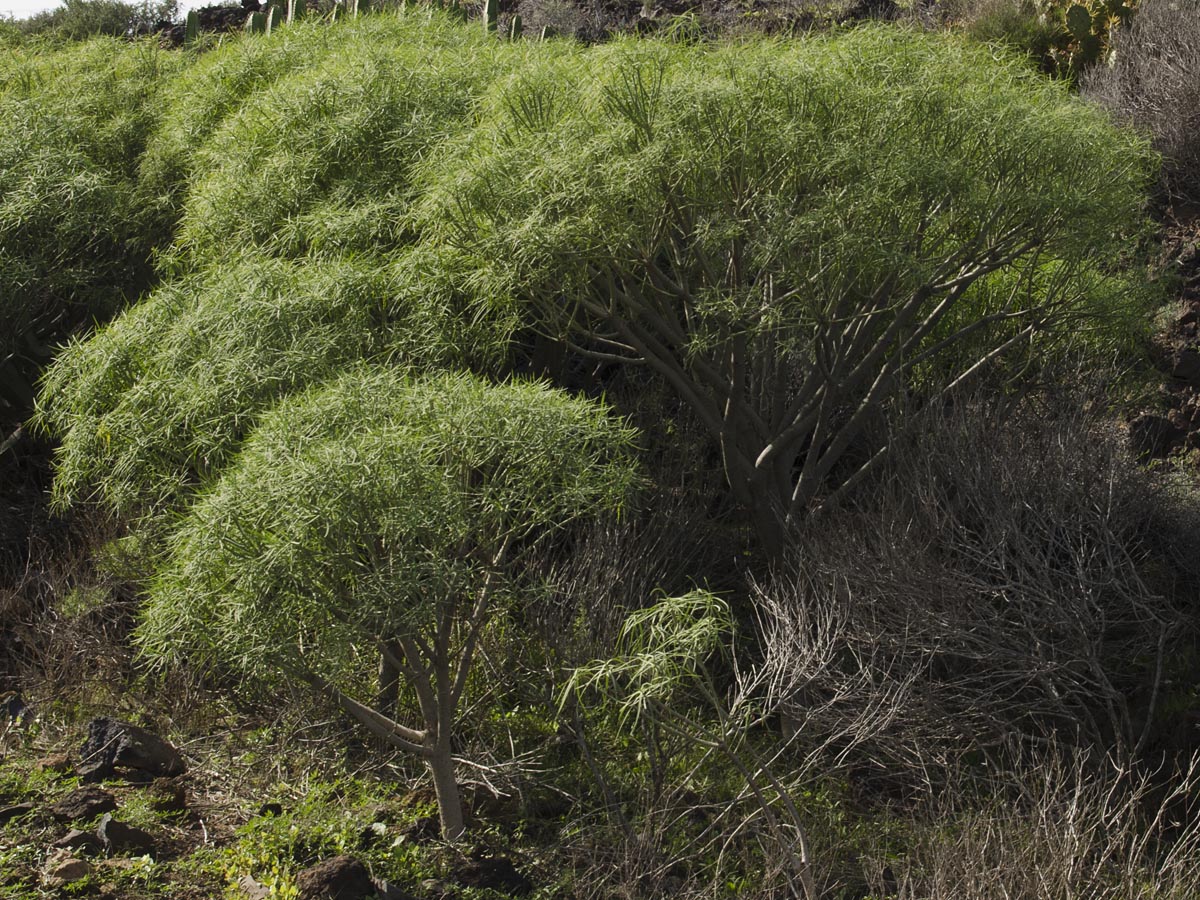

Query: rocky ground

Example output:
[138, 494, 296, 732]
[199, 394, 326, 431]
[1131, 205, 1200, 463]
[0, 712, 541, 900]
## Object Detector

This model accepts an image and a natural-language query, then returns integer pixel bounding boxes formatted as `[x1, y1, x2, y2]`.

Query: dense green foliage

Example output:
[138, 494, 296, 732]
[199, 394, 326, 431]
[0, 38, 181, 410]
[418, 26, 1154, 545]
[31, 17, 1155, 543]
[140, 368, 637, 837]
[139, 368, 637, 680]
[6, 0, 178, 41]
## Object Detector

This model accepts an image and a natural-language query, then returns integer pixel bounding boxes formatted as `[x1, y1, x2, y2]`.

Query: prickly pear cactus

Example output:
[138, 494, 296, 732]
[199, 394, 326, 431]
[1038, 0, 1138, 74]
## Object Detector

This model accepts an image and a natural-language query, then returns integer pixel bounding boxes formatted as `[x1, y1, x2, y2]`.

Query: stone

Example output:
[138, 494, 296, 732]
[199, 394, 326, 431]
[1171, 349, 1200, 386]
[49, 786, 117, 823]
[43, 853, 92, 888]
[0, 802, 33, 824]
[98, 857, 139, 871]
[36, 752, 72, 773]
[1128, 413, 1187, 459]
[238, 874, 271, 900]
[79, 717, 185, 782]
[296, 855, 376, 900]
[97, 813, 157, 856]
[52, 828, 105, 854]
[453, 853, 533, 896]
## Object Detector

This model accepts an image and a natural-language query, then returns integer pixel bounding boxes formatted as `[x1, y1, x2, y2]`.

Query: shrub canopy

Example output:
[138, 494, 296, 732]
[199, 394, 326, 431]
[0, 38, 181, 409]
[138, 369, 639, 684]
[32, 16, 1157, 551]
[415, 26, 1156, 547]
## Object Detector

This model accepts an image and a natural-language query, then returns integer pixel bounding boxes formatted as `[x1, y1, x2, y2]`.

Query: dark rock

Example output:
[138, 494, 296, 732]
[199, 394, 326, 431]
[0, 802, 33, 824]
[1128, 413, 1187, 458]
[1172, 349, 1200, 385]
[396, 814, 439, 845]
[296, 855, 376, 900]
[357, 820, 389, 849]
[453, 853, 533, 896]
[258, 801, 284, 817]
[97, 813, 157, 856]
[49, 786, 117, 823]
[78, 717, 185, 782]
[52, 828, 105, 854]
[2, 692, 26, 723]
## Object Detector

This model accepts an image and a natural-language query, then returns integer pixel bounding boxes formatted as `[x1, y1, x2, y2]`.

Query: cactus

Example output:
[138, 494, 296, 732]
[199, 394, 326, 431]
[483, 0, 497, 31]
[1038, 0, 1138, 74]
[265, 4, 280, 33]
[509, 13, 522, 38]
[245, 10, 266, 32]
[184, 8, 199, 44]
[286, 0, 306, 22]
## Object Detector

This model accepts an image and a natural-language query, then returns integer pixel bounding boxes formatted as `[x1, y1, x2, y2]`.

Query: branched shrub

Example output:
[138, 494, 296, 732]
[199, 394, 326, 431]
[419, 26, 1157, 552]
[857, 752, 1200, 900]
[1081, 0, 1200, 202]
[758, 387, 1195, 783]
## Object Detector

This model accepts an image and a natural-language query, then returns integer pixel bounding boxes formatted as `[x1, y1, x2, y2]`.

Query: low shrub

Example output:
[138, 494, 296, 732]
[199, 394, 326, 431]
[757, 385, 1199, 782]
[954, 0, 1060, 71]
[13, 0, 177, 40]
[1081, 0, 1200, 202]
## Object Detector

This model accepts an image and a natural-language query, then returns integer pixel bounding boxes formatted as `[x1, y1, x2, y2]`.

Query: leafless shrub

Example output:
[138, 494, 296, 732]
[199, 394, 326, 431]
[857, 751, 1200, 900]
[757, 390, 1191, 787]
[0, 510, 138, 703]
[1081, 0, 1200, 202]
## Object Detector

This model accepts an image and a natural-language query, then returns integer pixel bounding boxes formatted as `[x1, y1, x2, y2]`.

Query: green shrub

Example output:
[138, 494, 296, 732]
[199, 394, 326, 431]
[0, 38, 183, 411]
[14, 0, 177, 40]
[37, 248, 511, 515]
[162, 14, 520, 270]
[414, 26, 1157, 552]
[140, 369, 638, 837]
[959, 0, 1060, 70]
